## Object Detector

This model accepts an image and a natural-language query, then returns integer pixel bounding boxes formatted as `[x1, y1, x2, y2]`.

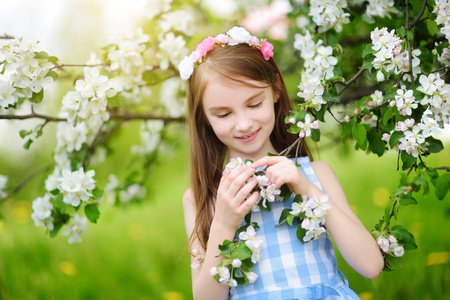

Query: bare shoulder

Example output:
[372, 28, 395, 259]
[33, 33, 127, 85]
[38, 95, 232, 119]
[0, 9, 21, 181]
[310, 160, 336, 178]
[183, 188, 195, 208]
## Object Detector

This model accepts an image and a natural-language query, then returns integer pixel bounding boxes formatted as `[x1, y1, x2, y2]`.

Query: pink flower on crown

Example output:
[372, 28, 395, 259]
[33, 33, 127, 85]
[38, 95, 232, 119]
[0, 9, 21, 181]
[197, 37, 216, 53]
[189, 50, 203, 63]
[260, 39, 274, 60]
[215, 34, 229, 44]
[249, 35, 260, 46]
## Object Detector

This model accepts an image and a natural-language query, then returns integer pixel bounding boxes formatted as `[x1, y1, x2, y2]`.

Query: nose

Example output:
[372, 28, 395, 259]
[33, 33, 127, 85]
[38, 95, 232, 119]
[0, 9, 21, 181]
[235, 113, 253, 132]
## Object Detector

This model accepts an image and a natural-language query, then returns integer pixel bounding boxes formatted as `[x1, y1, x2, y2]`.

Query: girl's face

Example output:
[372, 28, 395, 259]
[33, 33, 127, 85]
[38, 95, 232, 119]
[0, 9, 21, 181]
[202, 76, 278, 162]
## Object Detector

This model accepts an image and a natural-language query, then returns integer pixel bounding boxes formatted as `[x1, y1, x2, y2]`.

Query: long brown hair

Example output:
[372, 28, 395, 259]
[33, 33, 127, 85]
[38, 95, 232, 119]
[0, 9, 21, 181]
[186, 43, 312, 252]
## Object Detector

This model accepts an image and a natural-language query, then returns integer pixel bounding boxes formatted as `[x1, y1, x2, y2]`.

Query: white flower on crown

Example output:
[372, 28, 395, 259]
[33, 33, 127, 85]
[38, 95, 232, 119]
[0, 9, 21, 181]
[227, 26, 252, 45]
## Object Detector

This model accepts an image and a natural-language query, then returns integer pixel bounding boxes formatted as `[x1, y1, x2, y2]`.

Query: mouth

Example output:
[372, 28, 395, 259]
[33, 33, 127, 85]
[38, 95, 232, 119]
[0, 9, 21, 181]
[236, 129, 260, 141]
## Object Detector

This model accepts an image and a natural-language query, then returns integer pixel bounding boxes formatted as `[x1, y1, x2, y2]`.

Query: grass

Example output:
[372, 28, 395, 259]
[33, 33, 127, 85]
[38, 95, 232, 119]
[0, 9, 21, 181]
[0, 138, 449, 300]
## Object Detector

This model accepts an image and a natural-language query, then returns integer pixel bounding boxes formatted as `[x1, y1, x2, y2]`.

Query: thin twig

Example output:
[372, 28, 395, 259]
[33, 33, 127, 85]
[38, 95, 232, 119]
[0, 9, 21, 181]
[0, 34, 14, 39]
[383, 196, 399, 231]
[327, 107, 343, 124]
[51, 63, 109, 70]
[279, 138, 301, 157]
[406, 0, 416, 87]
[434, 166, 450, 171]
[408, 0, 428, 30]
[338, 69, 365, 96]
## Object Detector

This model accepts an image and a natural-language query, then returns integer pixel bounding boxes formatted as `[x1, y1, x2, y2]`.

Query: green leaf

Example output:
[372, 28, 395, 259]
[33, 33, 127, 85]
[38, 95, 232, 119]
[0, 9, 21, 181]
[426, 136, 444, 153]
[49, 188, 60, 196]
[310, 129, 320, 142]
[389, 131, 404, 148]
[384, 202, 393, 225]
[84, 204, 100, 223]
[435, 173, 450, 200]
[277, 208, 292, 227]
[286, 214, 294, 226]
[399, 195, 417, 206]
[23, 139, 33, 150]
[352, 124, 367, 147]
[34, 51, 49, 59]
[382, 108, 394, 125]
[92, 187, 104, 198]
[296, 225, 306, 244]
[407, 31, 413, 42]
[54, 194, 68, 211]
[108, 93, 126, 107]
[426, 19, 439, 36]
[400, 151, 416, 171]
[396, 26, 406, 38]
[19, 129, 32, 139]
[48, 56, 59, 64]
[362, 43, 375, 58]
[46, 70, 58, 81]
[30, 89, 44, 103]
[322, 86, 340, 103]
[361, 54, 374, 70]
[368, 129, 386, 157]
[233, 242, 252, 261]
[391, 225, 417, 250]
[385, 255, 403, 270]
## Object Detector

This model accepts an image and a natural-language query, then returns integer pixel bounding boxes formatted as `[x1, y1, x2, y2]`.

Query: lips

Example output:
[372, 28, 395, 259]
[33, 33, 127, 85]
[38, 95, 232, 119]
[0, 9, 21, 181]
[236, 129, 260, 142]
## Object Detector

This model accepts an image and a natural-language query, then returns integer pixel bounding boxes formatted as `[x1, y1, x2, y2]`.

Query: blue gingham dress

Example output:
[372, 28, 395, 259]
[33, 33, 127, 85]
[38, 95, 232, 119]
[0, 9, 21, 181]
[229, 157, 360, 300]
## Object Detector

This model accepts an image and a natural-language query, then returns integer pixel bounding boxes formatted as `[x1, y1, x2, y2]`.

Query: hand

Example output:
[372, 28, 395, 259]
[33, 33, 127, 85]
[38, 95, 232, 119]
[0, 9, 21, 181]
[213, 166, 260, 232]
[251, 156, 317, 196]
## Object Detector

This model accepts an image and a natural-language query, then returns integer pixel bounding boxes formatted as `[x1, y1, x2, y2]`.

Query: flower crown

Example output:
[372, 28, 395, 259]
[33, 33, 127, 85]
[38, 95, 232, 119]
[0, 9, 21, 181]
[178, 26, 274, 81]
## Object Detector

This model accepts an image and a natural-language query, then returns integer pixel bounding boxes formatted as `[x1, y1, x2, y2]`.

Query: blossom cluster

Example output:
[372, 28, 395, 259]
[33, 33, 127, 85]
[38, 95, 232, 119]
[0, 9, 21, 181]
[289, 194, 331, 242]
[106, 28, 150, 100]
[287, 114, 319, 138]
[0, 37, 55, 108]
[293, 31, 338, 110]
[132, 120, 165, 155]
[355, 0, 400, 22]
[178, 26, 274, 81]
[61, 213, 88, 244]
[60, 64, 117, 132]
[209, 225, 264, 287]
[380, 73, 449, 157]
[433, 0, 450, 42]
[145, 0, 172, 20]
[225, 157, 281, 211]
[58, 168, 96, 207]
[370, 27, 421, 82]
[160, 77, 186, 118]
[104, 174, 146, 204]
[377, 234, 405, 257]
[308, 0, 350, 33]
[30, 168, 96, 243]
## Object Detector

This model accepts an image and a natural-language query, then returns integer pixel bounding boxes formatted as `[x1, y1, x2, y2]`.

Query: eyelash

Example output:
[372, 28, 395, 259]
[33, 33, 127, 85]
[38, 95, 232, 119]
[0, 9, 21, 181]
[216, 101, 263, 118]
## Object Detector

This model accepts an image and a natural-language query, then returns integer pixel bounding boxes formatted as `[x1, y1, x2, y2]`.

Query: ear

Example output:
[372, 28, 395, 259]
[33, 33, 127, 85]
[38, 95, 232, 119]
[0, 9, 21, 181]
[274, 91, 280, 103]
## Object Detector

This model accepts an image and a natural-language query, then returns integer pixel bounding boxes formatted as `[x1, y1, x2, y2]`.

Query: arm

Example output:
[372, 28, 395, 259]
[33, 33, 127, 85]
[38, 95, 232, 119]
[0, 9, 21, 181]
[311, 161, 384, 279]
[182, 166, 260, 300]
[251, 156, 384, 279]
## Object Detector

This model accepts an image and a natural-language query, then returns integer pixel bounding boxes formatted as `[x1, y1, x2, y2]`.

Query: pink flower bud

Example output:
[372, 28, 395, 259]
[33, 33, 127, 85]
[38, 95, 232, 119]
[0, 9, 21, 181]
[401, 109, 407, 116]
[389, 101, 396, 107]
[192, 249, 199, 255]
[367, 100, 374, 107]
[231, 259, 242, 268]
[354, 108, 360, 115]
[299, 131, 306, 138]
[209, 267, 218, 276]
[404, 118, 415, 127]
[343, 115, 350, 122]
[382, 133, 390, 142]
[289, 117, 295, 124]
[312, 120, 319, 129]
[388, 235, 398, 244]
[362, 115, 370, 121]
[404, 186, 413, 192]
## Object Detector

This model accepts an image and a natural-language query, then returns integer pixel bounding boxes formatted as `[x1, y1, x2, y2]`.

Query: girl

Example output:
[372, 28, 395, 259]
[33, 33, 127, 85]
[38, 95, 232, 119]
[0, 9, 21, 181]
[181, 27, 384, 300]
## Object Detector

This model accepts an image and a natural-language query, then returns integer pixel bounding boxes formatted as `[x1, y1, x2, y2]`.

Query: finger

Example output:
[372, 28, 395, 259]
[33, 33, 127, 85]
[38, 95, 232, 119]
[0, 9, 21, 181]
[234, 177, 258, 206]
[238, 191, 260, 215]
[251, 156, 287, 169]
[226, 167, 255, 196]
[219, 166, 249, 192]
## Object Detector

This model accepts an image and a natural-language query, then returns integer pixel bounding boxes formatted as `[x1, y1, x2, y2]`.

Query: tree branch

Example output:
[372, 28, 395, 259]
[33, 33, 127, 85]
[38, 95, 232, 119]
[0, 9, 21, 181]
[408, 0, 428, 30]
[406, 0, 416, 87]
[0, 34, 14, 39]
[338, 69, 365, 96]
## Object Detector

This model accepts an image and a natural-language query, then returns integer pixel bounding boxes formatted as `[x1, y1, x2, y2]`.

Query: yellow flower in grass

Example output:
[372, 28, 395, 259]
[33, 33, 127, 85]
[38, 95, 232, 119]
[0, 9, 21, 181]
[426, 252, 450, 266]
[163, 291, 183, 300]
[358, 292, 373, 300]
[13, 200, 30, 224]
[372, 187, 389, 207]
[60, 261, 77, 276]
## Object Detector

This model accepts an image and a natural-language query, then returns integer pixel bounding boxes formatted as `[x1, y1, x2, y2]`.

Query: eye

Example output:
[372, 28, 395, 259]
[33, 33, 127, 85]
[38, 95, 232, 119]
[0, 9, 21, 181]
[249, 101, 263, 108]
[216, 112, 230, 118]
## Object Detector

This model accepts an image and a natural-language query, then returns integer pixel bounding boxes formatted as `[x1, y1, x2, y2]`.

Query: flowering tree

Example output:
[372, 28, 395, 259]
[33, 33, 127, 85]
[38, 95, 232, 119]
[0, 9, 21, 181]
[0, 0, 449, 275]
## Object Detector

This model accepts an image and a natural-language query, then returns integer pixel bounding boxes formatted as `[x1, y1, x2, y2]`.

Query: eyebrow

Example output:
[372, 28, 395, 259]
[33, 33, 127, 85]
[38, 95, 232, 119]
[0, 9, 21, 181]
[207, 90, 265, 112]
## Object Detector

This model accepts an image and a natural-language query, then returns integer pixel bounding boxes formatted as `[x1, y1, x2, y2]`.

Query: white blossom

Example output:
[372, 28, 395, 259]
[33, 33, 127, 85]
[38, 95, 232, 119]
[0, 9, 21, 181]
[58, 168, 96, 207]
[145, 0, 172, 19]
[31, 194, 54, 231]
[61, 213, 87, 244]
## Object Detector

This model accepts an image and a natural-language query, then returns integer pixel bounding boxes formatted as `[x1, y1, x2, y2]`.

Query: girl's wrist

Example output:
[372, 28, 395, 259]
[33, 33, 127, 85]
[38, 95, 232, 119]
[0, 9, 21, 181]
[210, 219, 238, 241]
[293, 180, 323, 198]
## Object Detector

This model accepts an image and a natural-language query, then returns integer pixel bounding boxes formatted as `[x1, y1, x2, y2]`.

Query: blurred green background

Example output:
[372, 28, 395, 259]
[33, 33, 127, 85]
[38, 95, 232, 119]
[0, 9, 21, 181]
[1, 135, 449, 300]
[1, 0, 450, 299]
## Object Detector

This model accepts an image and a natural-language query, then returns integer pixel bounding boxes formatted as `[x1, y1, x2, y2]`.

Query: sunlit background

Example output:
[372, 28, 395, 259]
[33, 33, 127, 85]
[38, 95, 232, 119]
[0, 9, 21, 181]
[1, 0, 449, 299]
